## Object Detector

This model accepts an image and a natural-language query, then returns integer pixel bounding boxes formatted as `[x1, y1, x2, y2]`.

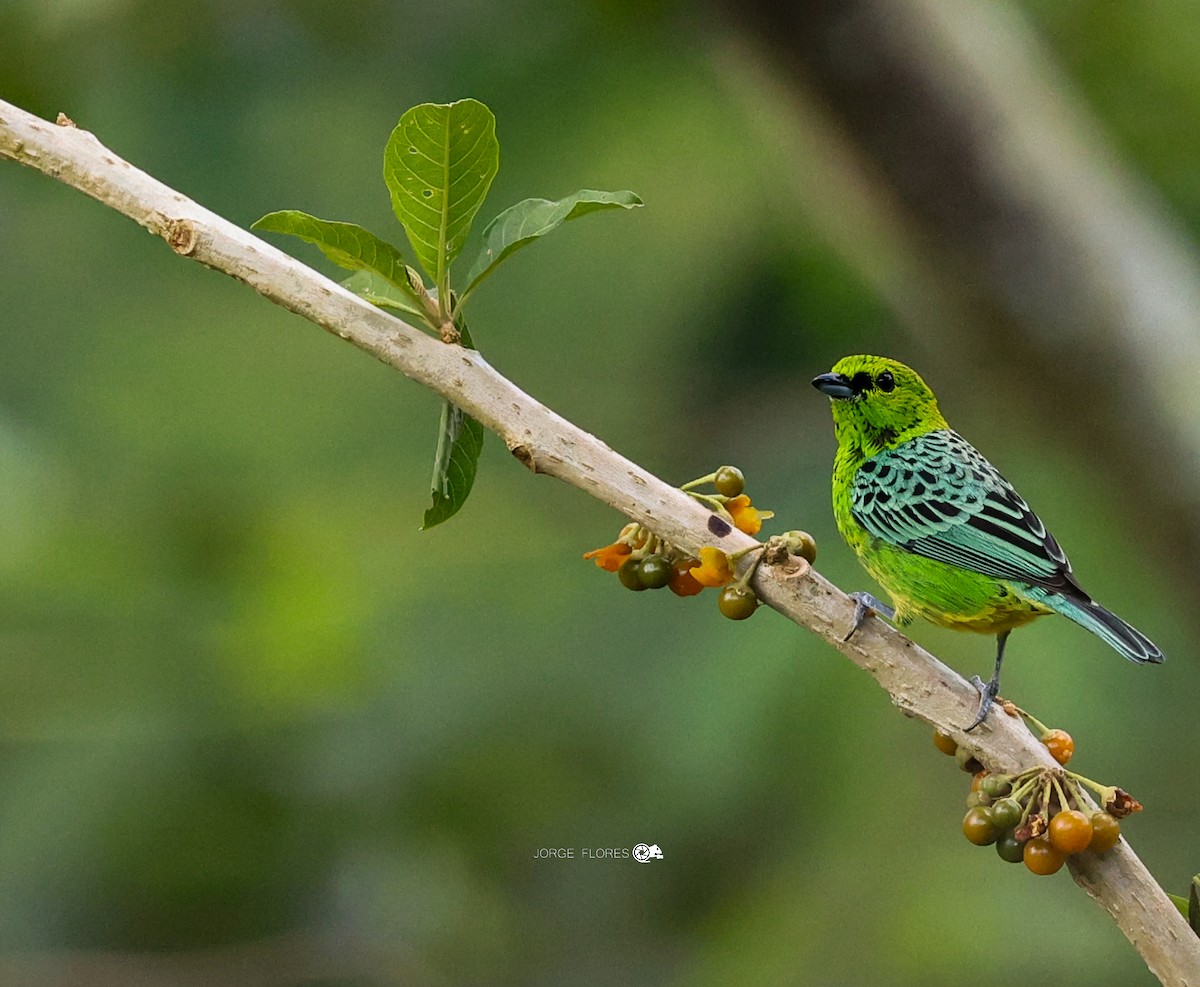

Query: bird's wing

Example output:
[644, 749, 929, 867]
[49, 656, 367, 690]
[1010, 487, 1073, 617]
[851, 430, 1082, 594]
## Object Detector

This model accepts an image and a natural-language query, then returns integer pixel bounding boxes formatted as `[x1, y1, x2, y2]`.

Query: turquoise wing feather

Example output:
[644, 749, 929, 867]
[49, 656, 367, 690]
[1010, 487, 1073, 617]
[850, 430, 1080, 594]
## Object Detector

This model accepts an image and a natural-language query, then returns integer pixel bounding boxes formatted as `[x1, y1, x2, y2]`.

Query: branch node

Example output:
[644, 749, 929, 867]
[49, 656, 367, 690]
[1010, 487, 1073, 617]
[508, 441, 539, 473]
[771, 554, 812, 580]
[164, 218, 198, 256]
[55, 112, 77, 128]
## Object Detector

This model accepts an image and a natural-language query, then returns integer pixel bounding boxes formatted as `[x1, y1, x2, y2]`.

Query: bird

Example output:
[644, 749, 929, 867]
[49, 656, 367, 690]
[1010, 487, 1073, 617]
[811, 355, 1163, 730]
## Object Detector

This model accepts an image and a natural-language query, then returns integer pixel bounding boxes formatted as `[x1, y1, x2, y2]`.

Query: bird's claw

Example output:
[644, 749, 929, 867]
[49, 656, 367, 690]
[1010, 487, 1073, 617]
[843, 591, 896, 642]
[964, 674, 999, 732]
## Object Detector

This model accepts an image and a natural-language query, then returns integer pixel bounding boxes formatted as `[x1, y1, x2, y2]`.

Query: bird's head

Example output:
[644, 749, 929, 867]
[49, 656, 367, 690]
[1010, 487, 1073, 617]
[812, 355, 946, 449]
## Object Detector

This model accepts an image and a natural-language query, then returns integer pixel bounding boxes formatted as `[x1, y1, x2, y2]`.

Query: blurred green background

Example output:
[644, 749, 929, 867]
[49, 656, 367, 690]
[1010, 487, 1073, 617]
[1, 1, 1197, 984]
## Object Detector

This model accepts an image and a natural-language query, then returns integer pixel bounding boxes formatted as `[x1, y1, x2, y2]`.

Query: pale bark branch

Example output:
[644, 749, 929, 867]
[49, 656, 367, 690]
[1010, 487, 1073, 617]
[2, 99, 1195, 983]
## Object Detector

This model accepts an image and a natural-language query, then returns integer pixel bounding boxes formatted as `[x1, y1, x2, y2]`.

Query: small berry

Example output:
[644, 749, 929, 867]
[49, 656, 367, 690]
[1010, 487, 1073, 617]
[1042, 729, 1074, 765]
[718, 585, 759, 620]
[1023, 837, 1065, 875]
[932, 729, 957, 756]
[713, 466, 745, 497]
[668, 558, 705, 597]
[955, 745, 983, 775]
[1087, 812, 1121, 855]
[962, 807, 999, 846]
[637, 554, 672, 589]
[988, 797, 1023, 831]
[980, 775, 1012, 799]
[617, 558, 647, 591]
[1048, 810, 1093, 855]
[995, 832, 1025, 864]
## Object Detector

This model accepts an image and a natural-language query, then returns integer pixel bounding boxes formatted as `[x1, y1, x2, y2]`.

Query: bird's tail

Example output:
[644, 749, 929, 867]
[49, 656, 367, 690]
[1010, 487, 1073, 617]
[1028, 589, 1164, 664]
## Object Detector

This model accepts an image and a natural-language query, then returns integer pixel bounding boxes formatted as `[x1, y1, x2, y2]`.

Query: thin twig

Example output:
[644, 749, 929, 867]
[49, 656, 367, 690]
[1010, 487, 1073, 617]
[2, 99, 1196, 984]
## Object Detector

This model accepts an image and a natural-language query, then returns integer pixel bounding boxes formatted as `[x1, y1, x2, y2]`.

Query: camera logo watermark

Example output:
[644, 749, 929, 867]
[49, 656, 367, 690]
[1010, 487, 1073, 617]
[632, 843, 663, 864]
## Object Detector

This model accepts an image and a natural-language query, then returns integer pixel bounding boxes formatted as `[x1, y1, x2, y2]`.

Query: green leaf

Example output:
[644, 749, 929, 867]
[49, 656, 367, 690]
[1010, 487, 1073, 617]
[462, 189, 643, 298]
[422, 315, 482, 529]
[1191, 875, 1200, 935]
[1169, 893, 1190, 919]
[383, 99, 499, 293]
[341, 270, 427, 322]
[423, 400, 484, 529]
[252, 210, 425, 307]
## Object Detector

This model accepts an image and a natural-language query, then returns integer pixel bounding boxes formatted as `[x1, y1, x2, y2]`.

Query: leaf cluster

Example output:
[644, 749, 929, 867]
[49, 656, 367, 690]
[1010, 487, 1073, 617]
[253, 99, 641, 526]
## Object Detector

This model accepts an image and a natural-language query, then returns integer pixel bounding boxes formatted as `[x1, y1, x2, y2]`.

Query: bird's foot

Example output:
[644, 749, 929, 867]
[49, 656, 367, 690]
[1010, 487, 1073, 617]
[843, 592, 896, 642]
[964, 674, 999, 732]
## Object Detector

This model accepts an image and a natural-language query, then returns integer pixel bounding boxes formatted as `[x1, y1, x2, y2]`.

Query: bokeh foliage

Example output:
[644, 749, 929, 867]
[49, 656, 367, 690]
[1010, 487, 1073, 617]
[0, 2, 1196, 984]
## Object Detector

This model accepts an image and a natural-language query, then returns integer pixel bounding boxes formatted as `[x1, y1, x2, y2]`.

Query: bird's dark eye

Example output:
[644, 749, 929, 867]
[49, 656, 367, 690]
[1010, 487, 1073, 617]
[876, 370, 895, 393]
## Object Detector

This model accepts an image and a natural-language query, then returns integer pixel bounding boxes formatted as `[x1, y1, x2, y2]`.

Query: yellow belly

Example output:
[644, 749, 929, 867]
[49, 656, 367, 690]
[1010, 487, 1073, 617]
[857, 539, 1055, 635]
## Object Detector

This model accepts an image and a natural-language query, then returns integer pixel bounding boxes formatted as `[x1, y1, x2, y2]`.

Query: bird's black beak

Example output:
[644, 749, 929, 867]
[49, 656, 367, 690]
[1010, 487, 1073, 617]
[811, 372, 857, 400]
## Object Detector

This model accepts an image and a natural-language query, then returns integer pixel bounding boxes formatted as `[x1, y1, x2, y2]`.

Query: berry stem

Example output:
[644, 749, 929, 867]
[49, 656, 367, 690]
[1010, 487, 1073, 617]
[1051, 773, 1071, 815]
[1017, 707, 1052, 737]
[1064, 770, 1117, 805]
[684, 490, 734, 522]
[1009, 770, 1042, 805]
[730, 544, 766, 591]
[679, 472, 717, 492]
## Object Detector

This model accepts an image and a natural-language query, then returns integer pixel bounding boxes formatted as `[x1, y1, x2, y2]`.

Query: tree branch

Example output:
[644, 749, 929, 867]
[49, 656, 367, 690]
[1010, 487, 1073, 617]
[2, 99, 1195, 983]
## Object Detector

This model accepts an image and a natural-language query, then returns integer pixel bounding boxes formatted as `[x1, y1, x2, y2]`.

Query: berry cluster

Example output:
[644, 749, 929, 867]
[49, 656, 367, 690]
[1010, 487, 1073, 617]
[936, 723, 1141, 876]
[582, 466, 816, 620]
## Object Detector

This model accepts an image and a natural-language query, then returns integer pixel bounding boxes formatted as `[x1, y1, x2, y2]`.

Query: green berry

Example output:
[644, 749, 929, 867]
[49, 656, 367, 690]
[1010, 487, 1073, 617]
[995, 832, 1025, 863]
[714, 466, 745, 497]
[637, 554, 672, 589]
[718, 585, 759, 620]
[988, 797, 1022, 830]
[980, 775, 1012, 799]
[617, 558, 647, 591]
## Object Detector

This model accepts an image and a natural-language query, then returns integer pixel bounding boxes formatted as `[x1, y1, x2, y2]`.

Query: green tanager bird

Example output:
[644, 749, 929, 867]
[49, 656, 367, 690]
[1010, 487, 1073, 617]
[812, 355, 1163, 730]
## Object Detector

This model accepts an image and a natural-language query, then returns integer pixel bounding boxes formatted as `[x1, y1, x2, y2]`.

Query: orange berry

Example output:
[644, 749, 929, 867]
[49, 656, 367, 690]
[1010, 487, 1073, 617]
[1042, 729, 1074, 765]
[962, 807, 999, 846]
[1023, 837, 1065, 875]
[1087, 812, 1121, 855]
[932, 730, 957, 756]
[1048, 810, 1093, 855]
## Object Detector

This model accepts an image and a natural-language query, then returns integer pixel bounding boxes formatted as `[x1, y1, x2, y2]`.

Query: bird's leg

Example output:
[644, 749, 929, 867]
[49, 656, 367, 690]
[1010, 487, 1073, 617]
[965, 629, 1011, 732]
[843, 591, 897, 642]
